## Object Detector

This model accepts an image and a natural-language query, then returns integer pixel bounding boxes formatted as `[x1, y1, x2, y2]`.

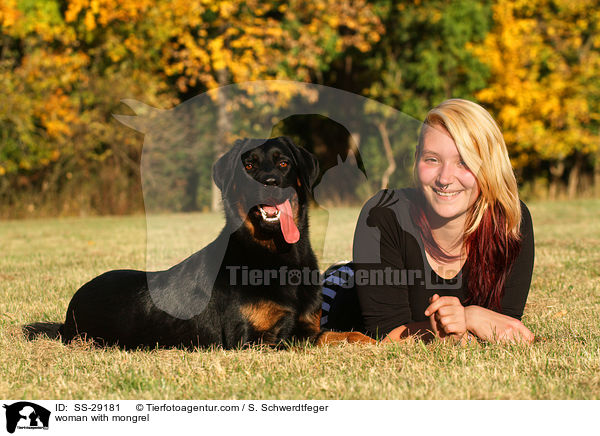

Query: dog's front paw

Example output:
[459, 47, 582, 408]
[316, 331, 377, 345]
[344, 331, 377, 344]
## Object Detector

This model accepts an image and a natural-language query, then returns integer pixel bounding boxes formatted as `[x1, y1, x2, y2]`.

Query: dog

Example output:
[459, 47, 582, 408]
[58, 136, 375, 349]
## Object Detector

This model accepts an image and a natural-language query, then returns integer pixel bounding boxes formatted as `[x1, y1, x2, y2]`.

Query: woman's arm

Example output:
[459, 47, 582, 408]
[423, 295, 534, 344]
[381, 321, 435, 343]
[380, 301, 535, 344]
[381, 296, 465, 343]
[465, 305, 534, 343]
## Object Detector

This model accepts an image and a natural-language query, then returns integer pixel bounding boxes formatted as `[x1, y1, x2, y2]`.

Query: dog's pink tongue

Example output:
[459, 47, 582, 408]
[277, 199, 299, 244]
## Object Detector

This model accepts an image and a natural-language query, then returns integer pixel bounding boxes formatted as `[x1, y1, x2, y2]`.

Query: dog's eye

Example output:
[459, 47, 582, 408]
[279, 161, 289, 168]
[244, 163, 254, 170]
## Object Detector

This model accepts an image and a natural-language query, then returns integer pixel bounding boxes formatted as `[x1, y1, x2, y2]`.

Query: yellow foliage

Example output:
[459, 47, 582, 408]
[65, 0, 153, 26]
[0, 0, 20, 28]
[154, 0, 382, 92]
[84, 10, 96, 31]
[473, 0, 600, 166]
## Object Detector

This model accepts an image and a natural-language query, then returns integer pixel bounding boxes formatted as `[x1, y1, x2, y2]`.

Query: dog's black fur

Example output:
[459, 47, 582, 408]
[58, 137, 334, 349]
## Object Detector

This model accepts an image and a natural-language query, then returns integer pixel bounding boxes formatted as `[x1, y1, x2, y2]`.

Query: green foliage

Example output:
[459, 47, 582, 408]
[365, 0, 492, 118]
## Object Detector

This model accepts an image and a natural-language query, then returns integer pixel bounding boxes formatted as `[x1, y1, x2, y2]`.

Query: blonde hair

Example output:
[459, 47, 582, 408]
[415, 98, 521, 238]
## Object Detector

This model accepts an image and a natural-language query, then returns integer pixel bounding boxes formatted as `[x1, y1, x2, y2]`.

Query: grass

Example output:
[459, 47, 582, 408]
[1, 200, 599, 399]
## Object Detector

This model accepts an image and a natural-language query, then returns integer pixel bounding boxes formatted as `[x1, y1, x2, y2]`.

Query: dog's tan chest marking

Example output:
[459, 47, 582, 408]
[240, 301, 291, 332]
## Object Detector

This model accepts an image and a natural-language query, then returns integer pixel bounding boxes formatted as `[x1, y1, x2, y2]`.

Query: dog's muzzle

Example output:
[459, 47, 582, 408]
[257, 198, 298, 243]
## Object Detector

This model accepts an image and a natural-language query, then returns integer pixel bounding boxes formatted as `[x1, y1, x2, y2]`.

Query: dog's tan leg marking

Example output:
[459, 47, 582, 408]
[316, 331, 377, 345]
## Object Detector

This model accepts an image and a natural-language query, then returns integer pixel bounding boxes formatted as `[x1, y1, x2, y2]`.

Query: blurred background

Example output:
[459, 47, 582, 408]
[1, 0, 598, 218]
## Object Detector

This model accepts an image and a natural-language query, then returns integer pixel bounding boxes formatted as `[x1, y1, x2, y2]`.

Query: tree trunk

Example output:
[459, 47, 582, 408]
[567, 152, 583, 199]
[377, 121, 396, 189]
[549, 160, 565, 200]
[212, 68, 232, 212]
[595, 149, 600, 198]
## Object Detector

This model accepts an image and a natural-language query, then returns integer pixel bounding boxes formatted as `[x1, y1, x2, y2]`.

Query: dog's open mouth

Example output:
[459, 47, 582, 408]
[259, 205, 281, 222]
[255, 199, 299, 244]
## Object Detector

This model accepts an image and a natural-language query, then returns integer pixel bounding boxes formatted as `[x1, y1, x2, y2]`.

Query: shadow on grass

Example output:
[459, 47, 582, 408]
[21, 322, 62, 341]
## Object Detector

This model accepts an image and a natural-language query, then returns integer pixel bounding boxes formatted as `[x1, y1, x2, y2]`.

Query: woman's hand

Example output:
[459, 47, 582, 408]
[424, 294, 467, 342]
[464, 305, 534, 344]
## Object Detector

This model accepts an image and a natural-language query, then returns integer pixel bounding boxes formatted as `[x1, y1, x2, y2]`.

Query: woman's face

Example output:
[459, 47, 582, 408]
[416, 125, 480, 223]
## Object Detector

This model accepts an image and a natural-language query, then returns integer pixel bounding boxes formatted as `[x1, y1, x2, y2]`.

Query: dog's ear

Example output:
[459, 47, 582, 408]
[280, 137, 320, 189]
[212, 139, 247, 192]
[298, 146, 320, 188]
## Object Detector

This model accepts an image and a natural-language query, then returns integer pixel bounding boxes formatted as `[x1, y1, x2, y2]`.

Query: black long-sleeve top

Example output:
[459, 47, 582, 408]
[352, 189, 535, 339]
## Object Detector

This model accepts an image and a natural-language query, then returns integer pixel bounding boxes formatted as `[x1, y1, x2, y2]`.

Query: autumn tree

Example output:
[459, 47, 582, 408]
[0, 0, 177, 216]
[474, 0, 600, 198]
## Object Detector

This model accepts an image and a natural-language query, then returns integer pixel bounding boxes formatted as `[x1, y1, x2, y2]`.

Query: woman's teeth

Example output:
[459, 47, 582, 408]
[433, 189, 460, 197]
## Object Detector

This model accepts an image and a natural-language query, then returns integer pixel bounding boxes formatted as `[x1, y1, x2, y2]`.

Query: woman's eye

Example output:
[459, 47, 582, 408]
[244, 163, 253, 170]
[279, 161, 289, 168]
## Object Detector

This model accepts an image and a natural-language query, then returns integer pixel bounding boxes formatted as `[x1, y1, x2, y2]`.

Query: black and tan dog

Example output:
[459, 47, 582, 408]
[58, 137, 374, 349]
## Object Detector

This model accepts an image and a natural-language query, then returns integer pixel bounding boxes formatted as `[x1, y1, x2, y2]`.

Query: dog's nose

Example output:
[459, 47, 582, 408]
[263, 177, 277, 186]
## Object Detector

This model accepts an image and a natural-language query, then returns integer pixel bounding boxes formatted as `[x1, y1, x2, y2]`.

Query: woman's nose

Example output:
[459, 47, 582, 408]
[437, 162, 455, 186]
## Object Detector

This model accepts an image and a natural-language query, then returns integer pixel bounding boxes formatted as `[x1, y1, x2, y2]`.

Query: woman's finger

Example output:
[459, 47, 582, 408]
[428, 294, 440, 304]
[443, 323, 466, 335]
[428, 295, 440, 335]
[425, 294, 440, 317]
[436, 305, 460, 317]
[515, 324, 535, 343]
[439, 315, 458, 327]
[428, 313, 439, 336]
[425, 296, 460, 316]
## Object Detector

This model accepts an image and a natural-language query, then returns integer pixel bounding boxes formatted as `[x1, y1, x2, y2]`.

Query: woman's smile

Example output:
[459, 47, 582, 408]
[432, 187, 462, 199]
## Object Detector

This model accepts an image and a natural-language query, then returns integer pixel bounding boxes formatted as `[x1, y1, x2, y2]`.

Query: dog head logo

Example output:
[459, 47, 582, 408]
[111, 81, 422, 319]
[3, 402, 50, 434]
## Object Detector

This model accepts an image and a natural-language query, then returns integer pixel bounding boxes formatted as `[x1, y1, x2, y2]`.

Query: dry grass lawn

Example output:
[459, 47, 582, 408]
[1, 200, 599, 399]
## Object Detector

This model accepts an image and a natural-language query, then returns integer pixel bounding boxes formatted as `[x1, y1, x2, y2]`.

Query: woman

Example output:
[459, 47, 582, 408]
[322, 99, 535, 344]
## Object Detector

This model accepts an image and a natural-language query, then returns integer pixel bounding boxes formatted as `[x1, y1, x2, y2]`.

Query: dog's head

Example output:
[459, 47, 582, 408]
[213, 136, 319, 246]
